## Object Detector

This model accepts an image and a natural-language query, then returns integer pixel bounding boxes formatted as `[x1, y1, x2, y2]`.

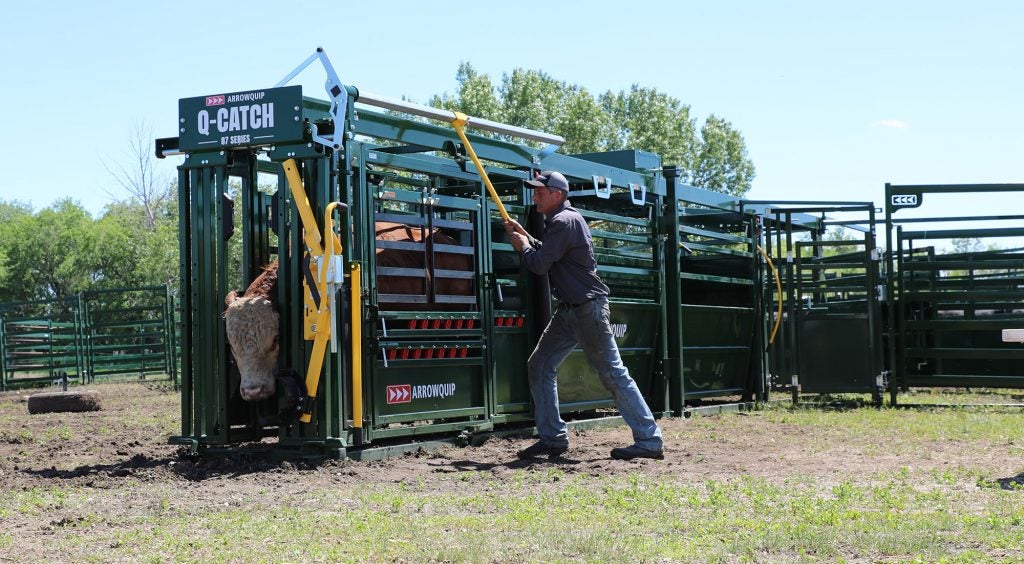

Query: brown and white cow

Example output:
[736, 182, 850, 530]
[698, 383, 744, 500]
[224, 222, 474, 403]
[224, 262, 280, 401]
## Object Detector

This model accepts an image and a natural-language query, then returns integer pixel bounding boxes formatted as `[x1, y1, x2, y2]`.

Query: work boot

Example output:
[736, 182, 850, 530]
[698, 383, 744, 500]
[517, 440, 569, 459]
[610, 444, 664, 460]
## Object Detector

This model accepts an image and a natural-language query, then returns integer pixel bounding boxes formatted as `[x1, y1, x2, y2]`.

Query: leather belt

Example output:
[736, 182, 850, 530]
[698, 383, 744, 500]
[558, 299, 593, 310]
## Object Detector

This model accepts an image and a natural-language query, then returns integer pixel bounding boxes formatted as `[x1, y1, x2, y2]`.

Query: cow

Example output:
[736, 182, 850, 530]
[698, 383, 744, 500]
[374, 221, 474, 307]
[224, 222, 474, 404]
[224, 262, 281, 402]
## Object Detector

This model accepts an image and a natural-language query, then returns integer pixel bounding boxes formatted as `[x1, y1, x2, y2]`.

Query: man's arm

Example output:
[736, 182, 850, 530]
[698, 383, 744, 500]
[519, 220, 569, 275]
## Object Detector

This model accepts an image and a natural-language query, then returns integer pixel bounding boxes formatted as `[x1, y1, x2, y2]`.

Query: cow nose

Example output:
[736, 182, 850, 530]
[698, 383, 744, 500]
[240, 384, 270, 401]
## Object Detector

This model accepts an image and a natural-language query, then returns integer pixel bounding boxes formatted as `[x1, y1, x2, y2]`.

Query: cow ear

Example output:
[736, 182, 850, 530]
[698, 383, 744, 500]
[225, 291, 239, 307]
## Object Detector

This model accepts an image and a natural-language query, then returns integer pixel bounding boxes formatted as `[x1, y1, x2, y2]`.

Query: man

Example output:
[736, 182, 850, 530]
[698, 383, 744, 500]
[505, 170, 664, 460]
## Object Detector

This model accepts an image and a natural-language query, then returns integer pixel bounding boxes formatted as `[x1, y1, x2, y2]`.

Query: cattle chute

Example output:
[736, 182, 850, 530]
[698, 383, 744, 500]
[160, 49, 772, 459]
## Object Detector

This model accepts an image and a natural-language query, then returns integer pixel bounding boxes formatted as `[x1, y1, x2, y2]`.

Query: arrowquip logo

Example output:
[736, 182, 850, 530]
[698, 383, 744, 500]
[386, 383, 457, 404]
[386, 385, 411, 404]
[890, 194, 919, 207]
[611, 323, 628, 338]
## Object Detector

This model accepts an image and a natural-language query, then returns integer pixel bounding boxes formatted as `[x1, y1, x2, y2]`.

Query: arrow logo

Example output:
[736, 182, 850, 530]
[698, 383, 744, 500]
[386, 384, 412, 404]
[205, 95, 225, 106]
[890, 194, 918, 207]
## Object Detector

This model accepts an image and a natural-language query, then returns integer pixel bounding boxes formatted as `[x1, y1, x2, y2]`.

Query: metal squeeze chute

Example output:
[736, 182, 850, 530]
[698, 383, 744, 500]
[280, 48, 564, 429]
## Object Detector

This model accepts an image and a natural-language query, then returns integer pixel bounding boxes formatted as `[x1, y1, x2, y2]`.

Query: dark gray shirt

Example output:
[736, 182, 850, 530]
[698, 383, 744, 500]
[521, 200, 609, 305]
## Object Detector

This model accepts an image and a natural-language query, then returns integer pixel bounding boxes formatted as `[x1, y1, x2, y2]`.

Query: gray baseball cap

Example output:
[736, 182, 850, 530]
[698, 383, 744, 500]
[524, 170, 569, 192]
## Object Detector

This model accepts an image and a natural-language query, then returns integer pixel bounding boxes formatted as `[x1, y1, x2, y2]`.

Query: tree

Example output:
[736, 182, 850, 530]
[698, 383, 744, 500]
[951, 237, 985, 255]
[600, 85, 697, 173]
[429, 63, 755, 196]
[2, 199, 97, 302]
[430, 62, 501, 120]
[0, 201, 33, 298]
[103, 120, 173, 230]
[95, 180, 182, 293]
[691, 115, 755, 197]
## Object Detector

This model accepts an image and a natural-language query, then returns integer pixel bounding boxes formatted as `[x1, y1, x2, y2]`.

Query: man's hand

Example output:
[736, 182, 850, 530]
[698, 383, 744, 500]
[509, 232, 529, 252]
[503, 219, 528, 237]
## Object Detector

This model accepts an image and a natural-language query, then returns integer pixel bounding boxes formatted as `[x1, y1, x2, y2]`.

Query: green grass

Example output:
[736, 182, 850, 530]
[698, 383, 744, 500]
[19, 469, 1022, 562]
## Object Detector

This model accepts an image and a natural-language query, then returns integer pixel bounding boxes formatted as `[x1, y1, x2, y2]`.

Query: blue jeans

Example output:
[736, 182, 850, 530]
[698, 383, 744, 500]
[526, 296, 663, 451]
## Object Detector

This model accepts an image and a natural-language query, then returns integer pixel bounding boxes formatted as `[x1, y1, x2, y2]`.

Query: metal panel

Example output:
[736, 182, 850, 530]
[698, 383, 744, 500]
[665, 169, 764, 412]
[886, 183, 1024, 397]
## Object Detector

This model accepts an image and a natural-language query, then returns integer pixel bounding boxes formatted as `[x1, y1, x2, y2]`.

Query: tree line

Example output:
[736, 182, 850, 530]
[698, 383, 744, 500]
[0, 65, 756, 304]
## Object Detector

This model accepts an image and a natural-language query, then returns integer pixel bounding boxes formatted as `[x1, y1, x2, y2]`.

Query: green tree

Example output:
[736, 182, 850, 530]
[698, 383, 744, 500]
[691, 115, 755, 196]
[600, 85, 697, 173]
[0, 201, 33, 298]
[2, 199, 97, 302]
[951, 237, 984, 254]
[429, 63, 755, 195]
[430, 62, 501, 120]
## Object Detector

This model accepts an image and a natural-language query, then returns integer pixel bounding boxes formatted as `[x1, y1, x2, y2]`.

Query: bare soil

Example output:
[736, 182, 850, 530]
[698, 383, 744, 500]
[2, 382, 1023, 560]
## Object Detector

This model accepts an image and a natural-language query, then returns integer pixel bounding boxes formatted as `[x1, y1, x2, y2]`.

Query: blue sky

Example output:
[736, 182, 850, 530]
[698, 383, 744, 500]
[1, 1, 1021, 225]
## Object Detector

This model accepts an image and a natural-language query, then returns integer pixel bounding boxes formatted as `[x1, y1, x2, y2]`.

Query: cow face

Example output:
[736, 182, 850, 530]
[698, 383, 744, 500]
[224, 293, 280, 401]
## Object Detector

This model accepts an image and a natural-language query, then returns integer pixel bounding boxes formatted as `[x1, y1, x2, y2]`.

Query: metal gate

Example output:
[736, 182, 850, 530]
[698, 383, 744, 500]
[664, 173, 765, 413]
[357, 142, 490, 440]
[759, 203, 885, 403]
[82, 286, 176, 382]
[0, 296, 83, 389]
[886, 183, 1024, 396]
[1, 287, 176, 390]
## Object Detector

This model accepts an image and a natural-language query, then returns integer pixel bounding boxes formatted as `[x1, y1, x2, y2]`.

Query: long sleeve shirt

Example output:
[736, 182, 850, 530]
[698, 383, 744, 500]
[520, 200, 609, 305]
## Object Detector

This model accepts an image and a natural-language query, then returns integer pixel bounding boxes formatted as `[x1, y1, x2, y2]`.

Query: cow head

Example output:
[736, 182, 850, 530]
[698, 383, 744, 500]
[224, 291, 279, 401]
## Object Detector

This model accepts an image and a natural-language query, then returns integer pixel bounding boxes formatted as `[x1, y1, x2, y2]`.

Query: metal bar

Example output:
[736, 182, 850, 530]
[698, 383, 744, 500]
[891, 214, 1024, 224]
[906, 347, 1024, 360]
[350, 263, 363, 445]
[901, 227, 1024, 240]
[888, 183, 1024, 193]
[354, 91, 565, 146]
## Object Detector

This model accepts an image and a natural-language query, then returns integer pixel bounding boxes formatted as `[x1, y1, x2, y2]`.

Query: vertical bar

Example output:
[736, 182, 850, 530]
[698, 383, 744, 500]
[178, 166, 193, 437]
[662, 167, 684, 414]
[350, 263, 363, 445]
[883, 183, 898, 403]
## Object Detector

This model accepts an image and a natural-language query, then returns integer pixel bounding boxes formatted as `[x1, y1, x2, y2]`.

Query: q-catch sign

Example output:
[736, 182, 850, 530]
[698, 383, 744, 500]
[178, 85, 305, 151]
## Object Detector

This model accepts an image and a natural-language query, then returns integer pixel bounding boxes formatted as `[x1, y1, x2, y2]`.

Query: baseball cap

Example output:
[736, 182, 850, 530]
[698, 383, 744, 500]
[524, 170, 569, 192]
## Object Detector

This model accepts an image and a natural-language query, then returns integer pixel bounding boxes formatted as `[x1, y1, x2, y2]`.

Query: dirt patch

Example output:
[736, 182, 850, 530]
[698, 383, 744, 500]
[2, 382, 1019, 490]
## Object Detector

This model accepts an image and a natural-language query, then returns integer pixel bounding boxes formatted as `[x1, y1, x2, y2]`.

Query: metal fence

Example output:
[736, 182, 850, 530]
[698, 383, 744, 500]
[0, 286, 178, 390]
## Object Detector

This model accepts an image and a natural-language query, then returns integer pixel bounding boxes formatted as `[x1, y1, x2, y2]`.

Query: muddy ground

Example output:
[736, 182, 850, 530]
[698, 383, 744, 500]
[2, 381, 1024, 561]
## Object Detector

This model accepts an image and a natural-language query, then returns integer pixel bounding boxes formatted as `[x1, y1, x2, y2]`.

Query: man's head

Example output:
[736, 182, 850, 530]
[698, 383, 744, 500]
[525, 170, 569, 215]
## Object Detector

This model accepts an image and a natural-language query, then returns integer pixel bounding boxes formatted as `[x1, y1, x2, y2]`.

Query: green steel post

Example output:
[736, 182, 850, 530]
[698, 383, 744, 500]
[662, 166, 685, 415]
[177, 165, 193, 438]
[0, 314, 6, 391]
